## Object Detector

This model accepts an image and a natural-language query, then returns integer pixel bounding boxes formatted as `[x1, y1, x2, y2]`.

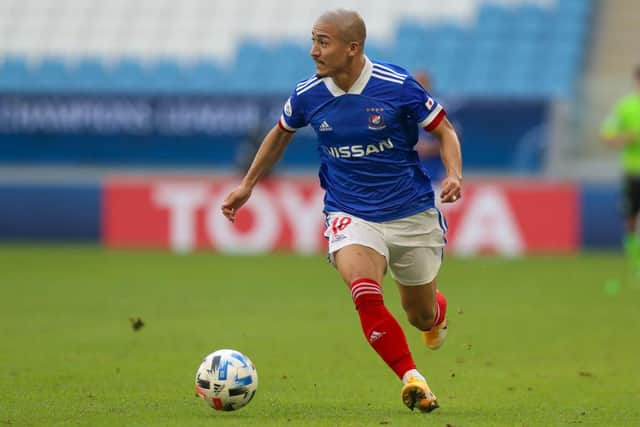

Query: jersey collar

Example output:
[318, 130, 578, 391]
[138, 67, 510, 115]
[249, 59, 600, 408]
[323, 56, 372, 97]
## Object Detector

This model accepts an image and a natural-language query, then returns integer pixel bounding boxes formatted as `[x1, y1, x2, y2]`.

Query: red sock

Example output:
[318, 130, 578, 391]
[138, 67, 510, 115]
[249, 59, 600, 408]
[350, 278, 415, 379]
[432, 290, 447, 329]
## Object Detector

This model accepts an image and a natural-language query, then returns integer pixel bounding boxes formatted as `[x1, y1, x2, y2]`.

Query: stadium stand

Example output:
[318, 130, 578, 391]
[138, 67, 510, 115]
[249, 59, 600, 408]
[0, 0, 628, 251]
[0, 0, 593, 97]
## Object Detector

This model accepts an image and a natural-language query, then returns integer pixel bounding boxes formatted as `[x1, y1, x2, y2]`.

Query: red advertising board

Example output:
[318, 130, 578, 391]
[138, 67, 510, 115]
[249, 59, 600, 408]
[103, 177, 579, 255]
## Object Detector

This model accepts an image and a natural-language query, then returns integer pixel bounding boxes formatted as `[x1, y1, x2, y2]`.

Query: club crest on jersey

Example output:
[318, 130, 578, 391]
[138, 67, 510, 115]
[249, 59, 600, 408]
[368, 114, 386, 130]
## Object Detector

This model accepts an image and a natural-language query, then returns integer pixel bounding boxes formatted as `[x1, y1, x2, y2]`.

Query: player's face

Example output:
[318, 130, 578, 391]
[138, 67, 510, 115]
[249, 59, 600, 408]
[310, 21, 350, 78]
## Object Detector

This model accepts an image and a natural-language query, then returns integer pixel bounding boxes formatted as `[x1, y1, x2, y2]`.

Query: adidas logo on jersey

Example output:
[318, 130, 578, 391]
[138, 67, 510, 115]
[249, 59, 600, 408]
[319, 121, 333, 132]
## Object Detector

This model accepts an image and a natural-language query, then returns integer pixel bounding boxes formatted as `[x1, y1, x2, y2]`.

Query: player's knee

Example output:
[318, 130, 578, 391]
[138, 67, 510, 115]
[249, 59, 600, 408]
[344, 272, 378, 287]
[339, 266, 383, 287]
[334, 246, 386, 286]
[407, 307, 436, 331]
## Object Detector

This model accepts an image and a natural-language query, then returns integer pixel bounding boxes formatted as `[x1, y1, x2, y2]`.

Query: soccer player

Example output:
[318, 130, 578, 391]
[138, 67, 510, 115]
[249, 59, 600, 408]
[601, 65, 640, 266]
[221, 9, 462, 412]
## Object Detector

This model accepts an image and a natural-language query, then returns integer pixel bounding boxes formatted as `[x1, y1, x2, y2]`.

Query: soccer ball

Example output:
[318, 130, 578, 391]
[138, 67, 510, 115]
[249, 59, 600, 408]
[194, 349, 258, 411]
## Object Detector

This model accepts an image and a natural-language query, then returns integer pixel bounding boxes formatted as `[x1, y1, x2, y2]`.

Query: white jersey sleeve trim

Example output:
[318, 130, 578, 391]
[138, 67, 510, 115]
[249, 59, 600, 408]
[418, 104, 444, 129]
[296, 75, 318, 90]
[279, 115, 297, 132]
[371, 66, 406, 81]
[371, 72, 404, 84]
[372, 63, 408, 78]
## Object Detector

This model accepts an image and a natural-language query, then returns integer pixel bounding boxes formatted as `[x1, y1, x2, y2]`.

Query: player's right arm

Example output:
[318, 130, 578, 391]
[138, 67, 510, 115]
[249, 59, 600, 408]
[221, 124, 294, 223]
[222, 85, 309, 222]
[601, 99, 638, 148]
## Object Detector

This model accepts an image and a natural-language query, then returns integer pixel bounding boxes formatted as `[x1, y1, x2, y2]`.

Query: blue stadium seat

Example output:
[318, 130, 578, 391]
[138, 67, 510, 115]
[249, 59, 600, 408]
[396, 22, 428, 43]
[557, 0, 592, 20]
[477, 6, 509, 32]
[147, 58, 185, 93]
[274, 43, 311, 88]
[514, 6, 548, 34]
[33, 57, 71, 92]
[365, 45, 388, 63]
[235, 41, 268, 71]
[111, 58, 148, 92]
[0, 56, 31, 91]
[72, 57, 111, 92]
[0, 1, 593, 98]
[181, 60, 221, 92]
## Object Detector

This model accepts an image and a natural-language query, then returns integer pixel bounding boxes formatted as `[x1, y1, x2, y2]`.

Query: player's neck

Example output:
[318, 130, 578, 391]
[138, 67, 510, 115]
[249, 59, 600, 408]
[331, 55, 366, 93]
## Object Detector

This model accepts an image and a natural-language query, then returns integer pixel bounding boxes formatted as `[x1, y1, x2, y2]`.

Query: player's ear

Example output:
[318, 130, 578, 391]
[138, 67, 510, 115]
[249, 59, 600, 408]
[347, 41, 360, 57]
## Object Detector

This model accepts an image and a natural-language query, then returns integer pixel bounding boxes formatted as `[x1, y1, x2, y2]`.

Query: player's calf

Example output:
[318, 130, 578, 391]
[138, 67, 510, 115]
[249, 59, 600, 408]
[407, 307, 437, 331]
[350, 278, 417, 379]
[423, 290, 448, 350]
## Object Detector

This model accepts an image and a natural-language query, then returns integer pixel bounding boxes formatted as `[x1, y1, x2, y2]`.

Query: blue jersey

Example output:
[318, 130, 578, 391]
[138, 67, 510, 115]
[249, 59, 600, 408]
[279, 57, 446, 222]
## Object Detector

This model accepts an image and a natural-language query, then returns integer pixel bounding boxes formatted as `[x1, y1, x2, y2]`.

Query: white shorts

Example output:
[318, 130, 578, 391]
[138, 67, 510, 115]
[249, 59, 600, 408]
[324, 208, 447, 286]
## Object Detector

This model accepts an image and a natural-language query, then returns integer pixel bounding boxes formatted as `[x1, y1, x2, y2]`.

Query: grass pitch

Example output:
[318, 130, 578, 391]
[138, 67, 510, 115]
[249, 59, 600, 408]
[0, 245, 638, 426]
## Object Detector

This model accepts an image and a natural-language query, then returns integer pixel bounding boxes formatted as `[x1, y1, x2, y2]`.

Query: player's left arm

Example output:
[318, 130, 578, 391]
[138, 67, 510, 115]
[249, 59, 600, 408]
[402, 74, 462, 202]
[428, 117, 462, 203]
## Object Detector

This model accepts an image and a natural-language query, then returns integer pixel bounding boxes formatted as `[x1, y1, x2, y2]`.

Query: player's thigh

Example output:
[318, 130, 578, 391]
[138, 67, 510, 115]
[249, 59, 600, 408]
[385, 209, 446, 286]
[391, 246, 442, 325]
[334, 244, 387, 285]
[324, 212, 388, 285]
[388, 245, 444, 286]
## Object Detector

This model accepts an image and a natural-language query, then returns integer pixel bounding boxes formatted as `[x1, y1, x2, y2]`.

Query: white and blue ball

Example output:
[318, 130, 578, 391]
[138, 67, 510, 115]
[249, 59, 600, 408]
[195, 349, 258, 411]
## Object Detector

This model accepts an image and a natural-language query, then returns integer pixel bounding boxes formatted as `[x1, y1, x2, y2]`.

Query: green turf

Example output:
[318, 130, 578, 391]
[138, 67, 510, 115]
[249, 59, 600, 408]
[0, 245, 638, 426]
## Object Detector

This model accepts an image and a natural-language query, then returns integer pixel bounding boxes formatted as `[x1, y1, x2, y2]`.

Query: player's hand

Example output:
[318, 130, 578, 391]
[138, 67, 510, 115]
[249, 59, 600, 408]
[440, 174, 462, 203]
[221, 184, 253, 223]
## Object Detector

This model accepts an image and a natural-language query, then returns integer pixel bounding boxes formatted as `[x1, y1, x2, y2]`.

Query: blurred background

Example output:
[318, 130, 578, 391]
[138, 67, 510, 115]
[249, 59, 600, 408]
[0, 0, 631, 255]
